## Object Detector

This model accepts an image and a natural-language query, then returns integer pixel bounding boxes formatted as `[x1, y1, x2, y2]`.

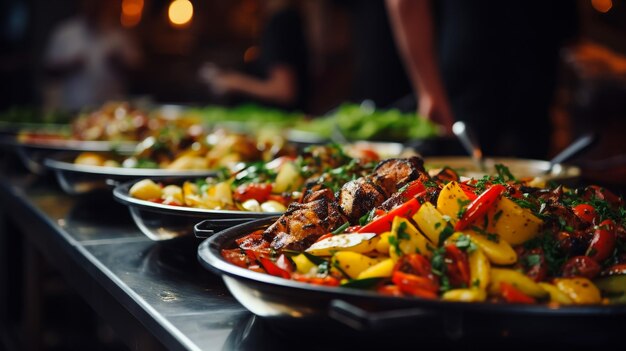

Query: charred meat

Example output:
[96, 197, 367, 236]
[264, 198, 347, 251]
[338, 177, 387, 223]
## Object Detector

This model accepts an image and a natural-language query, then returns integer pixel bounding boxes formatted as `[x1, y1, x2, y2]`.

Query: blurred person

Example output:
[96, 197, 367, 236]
[44, 0, 141, 112]
[336, 0, 412, 108]
[200, 0, 308, 112]
[386, 0, 578, 159]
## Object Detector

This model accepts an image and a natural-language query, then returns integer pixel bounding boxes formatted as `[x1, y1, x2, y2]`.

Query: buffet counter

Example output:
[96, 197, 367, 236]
[0, 169, 252, 351]
[1, 158, 624, 351]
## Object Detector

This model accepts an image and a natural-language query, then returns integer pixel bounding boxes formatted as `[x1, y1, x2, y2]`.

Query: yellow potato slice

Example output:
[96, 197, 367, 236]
[553, 278, 602, 304]
[488, 268, 548, 299]
[484, 196, 543, 246]
[388, 217, 431, 261]
[331, 252, 385, 279]
[465, 230, 517, 265]
[442, 288, 486, 302]
[538, 282, 574, 305]
[292, 254, 316, 274]
[413, 201, 450, 246]
[129, 179, 162, 201]
[357, 258, 395, 279]
[436, 181, 470, 222]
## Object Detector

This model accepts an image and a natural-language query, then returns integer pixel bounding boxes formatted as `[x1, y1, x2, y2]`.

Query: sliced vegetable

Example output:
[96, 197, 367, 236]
[233, 183, 273, 203]
[561, 256, 601, 279]
[259, 257, 291, 279]
[468, 245, 490, 290]
[388, 217, 431, 261]
[357, 258, 395, 279]
[306, 233, 379, 256]
[484, 196, 543, 245]
[488, 268, 548, 299]
[455, 184, 506, 231]
[391, 271, 438, 298]
[586, 227, 616, 263]
[413, 201, 451, 245]
[331, 252, 384, 279]
[441, 288, 486, 302]
[572, 204, 597, 224]
[292, 254, 316, 274]
[444, 244, 470, 288]
[357, 196, 423, 234]
[465, 230, 517, 265]
[538, 282, 574, 305]
[436, 181, 471, 221]
[273, 161, 303, 193]
[554, 278, 602, 304]
[129, 179, 162, 200]
[500, 282, 536, 304]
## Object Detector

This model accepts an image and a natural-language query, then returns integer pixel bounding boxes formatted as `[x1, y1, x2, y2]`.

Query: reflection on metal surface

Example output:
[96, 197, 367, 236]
[159, 290, 178, 302]
[223, 276, 317, 318]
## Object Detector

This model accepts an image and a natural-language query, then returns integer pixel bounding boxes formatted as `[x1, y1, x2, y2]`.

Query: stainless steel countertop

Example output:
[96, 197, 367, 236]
[0, 171, 251, 351]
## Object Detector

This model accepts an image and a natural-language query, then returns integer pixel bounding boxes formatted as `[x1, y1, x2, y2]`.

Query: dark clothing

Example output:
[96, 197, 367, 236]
[257, 7, 309, 112]
[339, 0, 413, 108]
[433, 1, 578, 159]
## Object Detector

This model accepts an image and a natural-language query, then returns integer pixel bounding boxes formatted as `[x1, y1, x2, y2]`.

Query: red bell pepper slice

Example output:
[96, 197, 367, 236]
[292, 273, 340, 286]
[357, 193, 425, 234]
[454, 184, 506, 231]
[500, 282, 535, 304]
[394, 253, 433, 278]
[391, 271, 439, 299]
[457, 182, 478, 201]
[259, 257, 291, 279]
[400, 180, 426, 200]
[444, 244, 471, 287]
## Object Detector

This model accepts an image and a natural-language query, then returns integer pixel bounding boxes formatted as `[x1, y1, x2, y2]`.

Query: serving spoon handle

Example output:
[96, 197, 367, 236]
[546, 132, 597, 174]
[452, 121, 486, 172]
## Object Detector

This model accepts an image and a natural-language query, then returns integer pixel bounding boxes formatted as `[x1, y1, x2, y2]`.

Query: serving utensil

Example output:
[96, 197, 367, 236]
[545, 132, 597, 175]
[452, 121, 486, 172]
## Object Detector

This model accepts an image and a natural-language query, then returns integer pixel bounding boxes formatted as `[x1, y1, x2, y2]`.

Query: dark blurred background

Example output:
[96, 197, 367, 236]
[1, 1, 626, 350]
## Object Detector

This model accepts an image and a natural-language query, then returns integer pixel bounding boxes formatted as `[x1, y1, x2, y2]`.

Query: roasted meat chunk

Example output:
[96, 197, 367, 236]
[302, 184, 335, 203]
[370, 157, 425, 197]
[339, 177, 386, 223]
[264, 198, 347, 251]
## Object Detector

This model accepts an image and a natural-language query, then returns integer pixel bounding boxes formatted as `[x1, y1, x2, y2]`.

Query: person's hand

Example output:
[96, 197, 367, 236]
[418, 92, 455, 135]
[199, 62, 237, 96]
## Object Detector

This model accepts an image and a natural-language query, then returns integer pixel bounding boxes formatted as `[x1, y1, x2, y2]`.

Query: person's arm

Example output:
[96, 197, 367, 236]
[205, 64, 298, 106]
[386, 0, 454, 133]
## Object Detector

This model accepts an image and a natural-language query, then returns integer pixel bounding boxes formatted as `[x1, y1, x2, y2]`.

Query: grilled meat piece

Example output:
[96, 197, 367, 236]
[371, 157, 425, 197]
[302, 186, 335, 203]
[339, 177, 386, 223]
[264, 198, 347, 251]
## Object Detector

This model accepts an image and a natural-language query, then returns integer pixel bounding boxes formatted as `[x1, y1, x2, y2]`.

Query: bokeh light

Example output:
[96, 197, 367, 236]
[591, 0, 612, 13]
[168, 0, 194, 27]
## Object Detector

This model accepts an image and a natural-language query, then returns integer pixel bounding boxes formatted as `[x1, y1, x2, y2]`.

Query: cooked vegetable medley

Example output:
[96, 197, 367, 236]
[129, 144, 381, 212]
[222, 156, 626, 305]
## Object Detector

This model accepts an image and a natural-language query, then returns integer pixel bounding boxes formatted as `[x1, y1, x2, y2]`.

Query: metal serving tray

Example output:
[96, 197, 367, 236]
[114, 178, 279, 241]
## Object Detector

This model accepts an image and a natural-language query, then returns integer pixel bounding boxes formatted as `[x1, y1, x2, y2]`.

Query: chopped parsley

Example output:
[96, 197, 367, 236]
[439, 224, 455, 244]
[455, 234, 477, 253]
[495, 164, 516, 182]
[397, 222, 411, 240]
[388, 235, 402, 256]
[523, 254, 542, 267]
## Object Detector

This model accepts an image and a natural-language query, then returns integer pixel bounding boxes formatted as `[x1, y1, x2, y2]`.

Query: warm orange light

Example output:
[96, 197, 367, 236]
[243, 46, 260, 63]
[591, 0, 612, 13]
[168, 0, 194, 27]
[121, 0, 143, 27]
[122, 0, 143, 16]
